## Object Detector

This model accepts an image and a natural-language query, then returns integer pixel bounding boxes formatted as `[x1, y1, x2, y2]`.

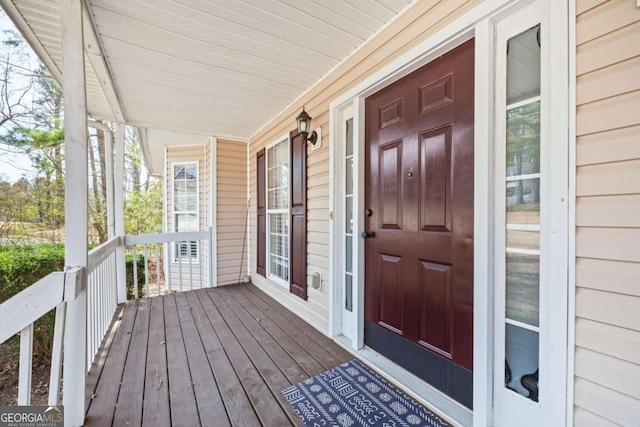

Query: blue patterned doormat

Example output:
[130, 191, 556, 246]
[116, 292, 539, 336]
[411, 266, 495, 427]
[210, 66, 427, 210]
[282, 359, 448, 427]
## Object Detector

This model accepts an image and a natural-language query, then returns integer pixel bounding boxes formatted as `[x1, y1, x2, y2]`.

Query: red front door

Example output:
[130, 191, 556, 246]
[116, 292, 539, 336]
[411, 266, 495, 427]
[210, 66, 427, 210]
[364, 39, 475, 408]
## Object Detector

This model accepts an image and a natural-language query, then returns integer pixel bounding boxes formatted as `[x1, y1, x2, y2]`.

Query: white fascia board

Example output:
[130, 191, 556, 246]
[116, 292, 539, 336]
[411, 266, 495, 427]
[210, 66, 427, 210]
[82, 4, 125, 123]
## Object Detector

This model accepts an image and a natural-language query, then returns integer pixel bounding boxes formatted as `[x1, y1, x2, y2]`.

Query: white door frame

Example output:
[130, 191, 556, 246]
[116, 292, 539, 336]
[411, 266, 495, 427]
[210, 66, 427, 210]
[328, 0, 572, 425]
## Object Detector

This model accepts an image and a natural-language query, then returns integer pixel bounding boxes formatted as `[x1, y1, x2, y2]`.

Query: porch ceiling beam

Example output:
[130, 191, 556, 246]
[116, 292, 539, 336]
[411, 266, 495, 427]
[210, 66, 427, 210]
[60, 0, 89, 425]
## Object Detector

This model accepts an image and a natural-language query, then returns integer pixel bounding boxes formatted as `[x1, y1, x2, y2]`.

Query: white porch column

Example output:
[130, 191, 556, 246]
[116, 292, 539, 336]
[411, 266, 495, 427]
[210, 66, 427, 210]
[60, 0, 88, 425]
[115, 123, 127, 302]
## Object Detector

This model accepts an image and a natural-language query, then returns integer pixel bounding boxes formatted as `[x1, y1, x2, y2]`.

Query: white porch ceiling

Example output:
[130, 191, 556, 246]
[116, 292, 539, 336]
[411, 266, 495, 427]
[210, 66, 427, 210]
[3, 0, 413, 172]
[86, 0, 413, 138]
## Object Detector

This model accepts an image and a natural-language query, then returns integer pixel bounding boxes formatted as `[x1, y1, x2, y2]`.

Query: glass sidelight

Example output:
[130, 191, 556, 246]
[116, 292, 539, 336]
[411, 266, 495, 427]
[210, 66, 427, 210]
[345, 118, 354, 311]
[503, 24, 541, 402]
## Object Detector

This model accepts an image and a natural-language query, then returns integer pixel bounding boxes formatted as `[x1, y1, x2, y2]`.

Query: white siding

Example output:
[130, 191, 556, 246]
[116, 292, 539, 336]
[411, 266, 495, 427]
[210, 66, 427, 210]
[216, 139, 249, 286]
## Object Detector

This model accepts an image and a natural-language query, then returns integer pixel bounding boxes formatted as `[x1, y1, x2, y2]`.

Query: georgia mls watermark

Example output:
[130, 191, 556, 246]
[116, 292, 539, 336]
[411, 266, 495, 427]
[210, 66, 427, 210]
[0, 406, 63, 427]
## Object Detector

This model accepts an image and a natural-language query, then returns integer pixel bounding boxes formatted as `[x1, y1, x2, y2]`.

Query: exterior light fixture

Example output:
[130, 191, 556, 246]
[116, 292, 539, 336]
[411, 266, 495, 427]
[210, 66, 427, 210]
[296, 107, 318, 146]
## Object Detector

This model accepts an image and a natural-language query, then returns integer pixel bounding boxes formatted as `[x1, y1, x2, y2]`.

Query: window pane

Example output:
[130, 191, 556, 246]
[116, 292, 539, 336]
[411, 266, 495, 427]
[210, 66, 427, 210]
[345, 197, 353, 234]
[506, 178, 540, 216]
[185, 164, 197, 179]
[507, 25, 540, 105]
[506, 253, 540, 326]
[346, 157, 354, 195]
[346, 118, 354, 157]
[506, 229, 539, 251]
[345, 235, 353, 274]
[345, 274, 353, 312]
[174, 165, 186, 180]
[507, 102, 540, 176]
[505, 324, 539, 400]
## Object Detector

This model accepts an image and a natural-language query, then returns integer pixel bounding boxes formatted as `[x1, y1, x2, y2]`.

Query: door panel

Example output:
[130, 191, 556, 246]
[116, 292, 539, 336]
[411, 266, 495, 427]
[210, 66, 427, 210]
[419, 261, 453, 356]
[379, 253, 404, 334]
[379, 140, 404, 230]
[364, 38, 474, 408]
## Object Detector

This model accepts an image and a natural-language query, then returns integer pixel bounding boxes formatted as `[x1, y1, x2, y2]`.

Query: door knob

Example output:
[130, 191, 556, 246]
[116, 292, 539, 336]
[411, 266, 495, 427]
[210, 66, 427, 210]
[361, 230, 375, 239]
[365, 208, 373, 217]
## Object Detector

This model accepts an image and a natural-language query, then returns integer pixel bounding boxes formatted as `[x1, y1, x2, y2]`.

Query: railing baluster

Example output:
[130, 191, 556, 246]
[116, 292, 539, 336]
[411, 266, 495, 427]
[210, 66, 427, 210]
[49, 302, 66, 405]
[144, 244, 150, 298]
[155, 245, 161, 296]
[188, 240, 194, 291]
[178, 242, 183, 292]
[199, 241, 204, 289]
[166, 242, 172, 292]
[18, 323, 34, 405]
[133, 245, 139, 300]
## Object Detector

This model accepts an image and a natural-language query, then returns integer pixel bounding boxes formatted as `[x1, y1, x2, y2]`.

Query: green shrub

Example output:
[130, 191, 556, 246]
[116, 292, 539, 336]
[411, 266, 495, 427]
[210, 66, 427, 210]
[0, 244, 147, 361]
[0, 243, 64, 361]
[125, 251, 145, 300]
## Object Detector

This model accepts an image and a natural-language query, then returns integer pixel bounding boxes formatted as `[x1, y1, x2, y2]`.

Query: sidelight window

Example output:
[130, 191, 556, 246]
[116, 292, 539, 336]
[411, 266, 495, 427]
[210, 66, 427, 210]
[502, 24, 541, 402]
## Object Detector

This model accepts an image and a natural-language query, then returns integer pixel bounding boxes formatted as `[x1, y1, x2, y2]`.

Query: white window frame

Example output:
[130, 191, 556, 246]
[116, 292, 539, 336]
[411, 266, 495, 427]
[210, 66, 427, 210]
[172, 161, 200, 263]
[329, 1, 571, 426]
[265, 134, 290, 288]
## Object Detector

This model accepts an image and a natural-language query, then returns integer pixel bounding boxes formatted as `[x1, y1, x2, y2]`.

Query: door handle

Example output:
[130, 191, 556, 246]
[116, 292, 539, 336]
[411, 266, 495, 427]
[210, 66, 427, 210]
[361, 230, 375, 239]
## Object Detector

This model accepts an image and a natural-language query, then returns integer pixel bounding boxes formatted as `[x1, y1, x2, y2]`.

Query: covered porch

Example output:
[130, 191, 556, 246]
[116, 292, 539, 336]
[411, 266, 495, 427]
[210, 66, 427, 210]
[84, 283, 354, 426]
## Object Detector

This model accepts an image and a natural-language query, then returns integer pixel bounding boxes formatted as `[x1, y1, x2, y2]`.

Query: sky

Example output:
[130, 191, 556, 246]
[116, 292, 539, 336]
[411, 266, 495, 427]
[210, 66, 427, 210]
[0, 11, 39, 183]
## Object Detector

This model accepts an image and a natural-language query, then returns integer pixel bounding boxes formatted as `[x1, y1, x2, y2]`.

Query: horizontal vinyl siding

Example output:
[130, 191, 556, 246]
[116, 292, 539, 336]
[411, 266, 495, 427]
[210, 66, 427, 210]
[216, 139, 248, 286]
[574, 0, 640, 424]
[248, 0, 481, 334]
[165, 144, 208, 289]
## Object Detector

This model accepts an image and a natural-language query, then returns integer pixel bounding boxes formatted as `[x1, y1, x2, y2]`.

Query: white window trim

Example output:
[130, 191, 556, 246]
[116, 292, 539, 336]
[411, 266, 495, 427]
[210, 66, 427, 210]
[171, 161, 200, 264]
[328, 0, 571, 426]
[265, 133, 291, 288]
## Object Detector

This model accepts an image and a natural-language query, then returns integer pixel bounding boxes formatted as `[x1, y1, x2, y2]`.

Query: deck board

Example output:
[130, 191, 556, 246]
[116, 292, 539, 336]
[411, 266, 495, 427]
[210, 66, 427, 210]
[113, 298, 150, 427]
[142, 294, 171, 427]
[164, 294, 201, 427]
[85, 284, 353, 426]
[85, 299, 137, 425]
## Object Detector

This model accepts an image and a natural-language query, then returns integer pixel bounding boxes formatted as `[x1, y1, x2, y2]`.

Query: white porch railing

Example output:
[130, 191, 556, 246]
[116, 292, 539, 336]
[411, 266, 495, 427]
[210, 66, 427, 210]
[124, 229, 213, 297]
[0, 270, 77, 406]
[0, 229, 212, 414]
[86, 236, 120, 367]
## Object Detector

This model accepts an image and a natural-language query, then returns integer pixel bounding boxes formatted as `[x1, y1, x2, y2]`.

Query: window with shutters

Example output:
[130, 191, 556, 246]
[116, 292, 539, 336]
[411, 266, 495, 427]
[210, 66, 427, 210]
[172, 162, 199, 262]
[266, 137, 290, 285]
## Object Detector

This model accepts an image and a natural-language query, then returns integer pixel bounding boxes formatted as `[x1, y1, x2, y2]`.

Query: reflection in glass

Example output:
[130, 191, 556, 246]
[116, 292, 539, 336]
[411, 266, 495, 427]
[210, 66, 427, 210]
[506, 253, 540, 326]
[506, 178, 540, 215]
[505, 324, 539, 400]
[506, 229, 539, 250]
[504, 23, 541, 403]
[507, 101, 540, 177]
[507, 26, 541, 105]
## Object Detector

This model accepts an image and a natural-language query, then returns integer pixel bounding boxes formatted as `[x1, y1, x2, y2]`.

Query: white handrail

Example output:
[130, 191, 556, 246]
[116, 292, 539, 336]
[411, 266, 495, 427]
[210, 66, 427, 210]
[0, 272, 65, 344]
[87, 236, 121, 273]
[124, 230, 208, 245]
[0, 272, 66, 406]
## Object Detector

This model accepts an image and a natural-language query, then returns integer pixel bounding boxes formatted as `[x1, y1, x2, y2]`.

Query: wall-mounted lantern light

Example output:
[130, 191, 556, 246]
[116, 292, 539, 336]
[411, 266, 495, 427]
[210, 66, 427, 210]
[296, 107, 319, 147]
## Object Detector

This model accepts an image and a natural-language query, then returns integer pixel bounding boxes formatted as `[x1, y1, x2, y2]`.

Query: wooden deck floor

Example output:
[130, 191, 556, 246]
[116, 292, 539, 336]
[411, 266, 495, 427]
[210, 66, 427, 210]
[84, 283, 354, 427]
